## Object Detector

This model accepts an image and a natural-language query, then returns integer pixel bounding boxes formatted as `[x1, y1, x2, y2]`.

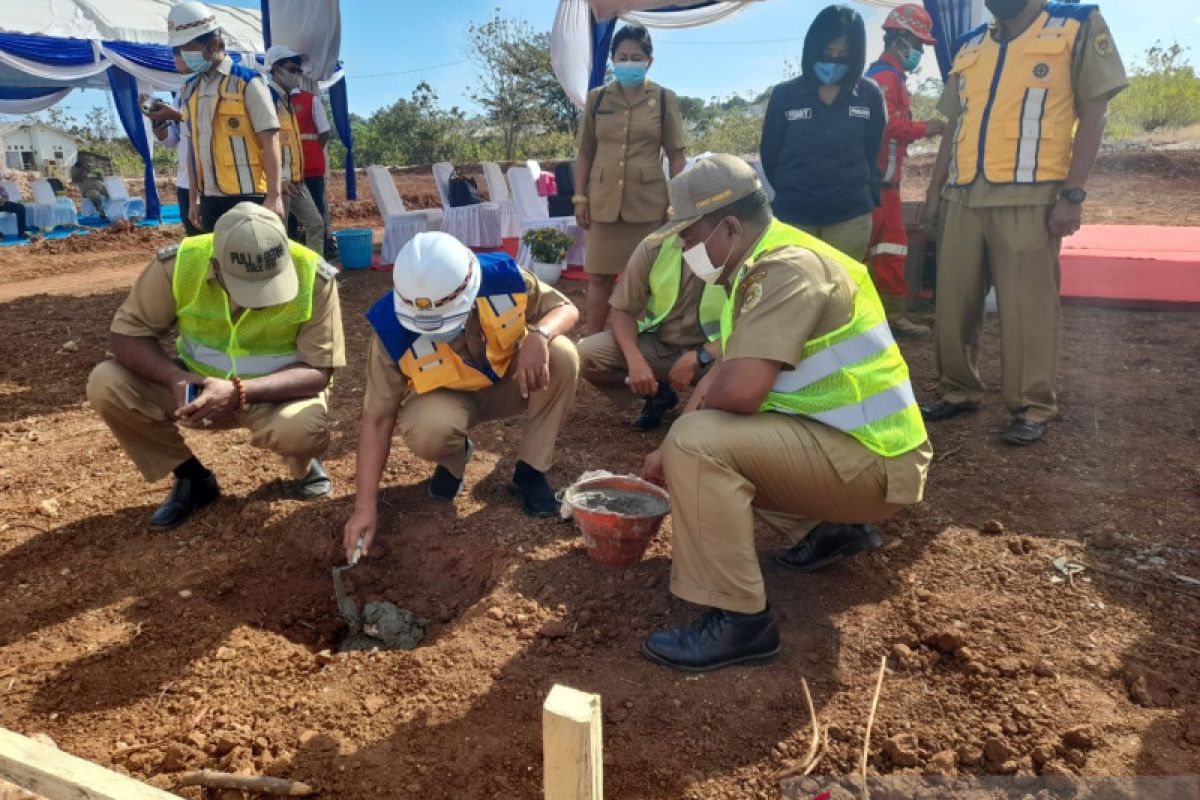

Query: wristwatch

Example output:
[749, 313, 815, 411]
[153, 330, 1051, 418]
[696, 348, 714, 367]
[1059, 187, 1087, 205]
[527, 324, 552, 340]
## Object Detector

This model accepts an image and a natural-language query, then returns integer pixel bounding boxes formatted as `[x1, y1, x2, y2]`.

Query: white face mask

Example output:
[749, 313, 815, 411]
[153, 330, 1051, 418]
[423, 323, 465, 343]
[682, 224, 734, 284]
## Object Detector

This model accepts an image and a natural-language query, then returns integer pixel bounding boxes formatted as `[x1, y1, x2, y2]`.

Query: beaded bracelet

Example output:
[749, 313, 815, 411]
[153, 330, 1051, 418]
[231, 376, 246, 412]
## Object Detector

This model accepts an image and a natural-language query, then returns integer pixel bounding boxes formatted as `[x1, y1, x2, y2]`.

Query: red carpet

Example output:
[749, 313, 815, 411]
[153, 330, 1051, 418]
[1061, 225, 1200, 310]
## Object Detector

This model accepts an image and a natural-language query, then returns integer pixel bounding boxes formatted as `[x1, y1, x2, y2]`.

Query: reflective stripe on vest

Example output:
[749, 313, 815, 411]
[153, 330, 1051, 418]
[637, 235, 727, 342]
[949, 6, 1086, 186]
[719, 220, 927, 457]
[185, 68, 267, 195]
[172, 234, 319, 379]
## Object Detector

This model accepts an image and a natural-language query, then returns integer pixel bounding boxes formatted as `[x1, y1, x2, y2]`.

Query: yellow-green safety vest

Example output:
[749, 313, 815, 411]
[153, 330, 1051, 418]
[719, 220, 927, 457]
[637, 235, 727, 341]
[173, 234, 318, 378]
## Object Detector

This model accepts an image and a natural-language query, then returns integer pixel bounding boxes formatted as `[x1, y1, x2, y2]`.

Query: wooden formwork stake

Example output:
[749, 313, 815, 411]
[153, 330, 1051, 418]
[0, 727, 181, 800]
[543, 684, 603, 800]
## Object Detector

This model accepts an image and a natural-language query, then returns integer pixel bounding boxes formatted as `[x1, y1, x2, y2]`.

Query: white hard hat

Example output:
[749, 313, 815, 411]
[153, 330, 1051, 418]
[392, 232, 481, 336]
[265, 45, 308, 69]
[167, 1, 221, 48]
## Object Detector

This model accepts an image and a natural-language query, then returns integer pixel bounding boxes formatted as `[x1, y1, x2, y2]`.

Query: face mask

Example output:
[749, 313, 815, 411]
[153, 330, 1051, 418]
[898, 42, 923, 72]
[813, 62, 849, 86]
[613, 63, 648, 87]
[985, 0, 1029, 21]
[423, 324, 465, 343]
[181, 50, 213, 74]
[683, 224, 734, 285]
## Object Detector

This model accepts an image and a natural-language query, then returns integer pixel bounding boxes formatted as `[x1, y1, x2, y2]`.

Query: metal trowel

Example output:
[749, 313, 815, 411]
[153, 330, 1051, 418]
[331, 536, 364, 635]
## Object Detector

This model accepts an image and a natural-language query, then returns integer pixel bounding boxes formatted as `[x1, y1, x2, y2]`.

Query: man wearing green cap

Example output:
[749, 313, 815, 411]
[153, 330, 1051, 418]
[87, 201, 345, 530]
[638, 154, 932, 672]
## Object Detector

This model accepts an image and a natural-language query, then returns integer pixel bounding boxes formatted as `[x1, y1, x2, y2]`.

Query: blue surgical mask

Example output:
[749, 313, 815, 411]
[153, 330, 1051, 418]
[813, 62, 849, 85]
[182, 50, 213, 74]
[899, 43, 923, 72]
[612, 62, 648, 87]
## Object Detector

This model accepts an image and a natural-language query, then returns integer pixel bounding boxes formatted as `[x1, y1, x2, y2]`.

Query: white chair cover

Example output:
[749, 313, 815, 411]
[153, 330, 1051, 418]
[100, 176, 146, 222]
[0, 213, 17, 237]
[29, 179, 76, 230]
[481, 161, 519, 239]
[431, 162, 503, 249]
[507, 166, 585, 268]
[747, 157, 776, 202]
[525, 159, 542, 181]
[366, 165, 442, 265]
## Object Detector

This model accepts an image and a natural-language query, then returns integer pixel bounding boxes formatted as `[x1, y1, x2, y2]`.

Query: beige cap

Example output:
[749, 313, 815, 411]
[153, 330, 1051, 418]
[212, 202, 296, 308]
[650, 154, 763, 242]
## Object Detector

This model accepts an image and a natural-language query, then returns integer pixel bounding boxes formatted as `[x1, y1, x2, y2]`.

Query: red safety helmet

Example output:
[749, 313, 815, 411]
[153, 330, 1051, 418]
[883, 4, 937, 45]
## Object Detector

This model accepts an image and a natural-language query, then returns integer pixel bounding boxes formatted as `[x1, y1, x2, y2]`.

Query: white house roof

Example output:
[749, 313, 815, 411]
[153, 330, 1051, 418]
[0, 121, 78, 141]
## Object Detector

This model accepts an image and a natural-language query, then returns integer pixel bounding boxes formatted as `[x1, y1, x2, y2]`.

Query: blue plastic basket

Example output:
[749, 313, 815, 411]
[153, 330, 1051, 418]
[335, 228, 374, 269]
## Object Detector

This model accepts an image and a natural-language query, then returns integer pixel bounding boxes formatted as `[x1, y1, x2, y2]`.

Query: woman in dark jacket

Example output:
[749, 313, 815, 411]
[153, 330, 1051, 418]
[759, 5, 885, 261]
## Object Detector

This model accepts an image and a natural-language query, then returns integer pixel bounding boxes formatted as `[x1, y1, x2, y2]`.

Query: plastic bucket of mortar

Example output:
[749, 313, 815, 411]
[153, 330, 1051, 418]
[563, 475, 670, 568]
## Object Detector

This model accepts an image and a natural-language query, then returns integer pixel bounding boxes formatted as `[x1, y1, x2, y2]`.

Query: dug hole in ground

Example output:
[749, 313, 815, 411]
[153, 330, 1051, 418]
[0, 150, 1198, 799]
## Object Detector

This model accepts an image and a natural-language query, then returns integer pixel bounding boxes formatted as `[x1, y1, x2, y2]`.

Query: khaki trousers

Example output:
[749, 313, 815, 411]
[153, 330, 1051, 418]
[577, 330, 691, 388]
[283, 183, 326, 255]
[86, 360, 330, 482]
[396, 336, 579, 478]
[797, 212, 873, 262]
[662, 410, 902, 614]
[934, 200, 1061, 422]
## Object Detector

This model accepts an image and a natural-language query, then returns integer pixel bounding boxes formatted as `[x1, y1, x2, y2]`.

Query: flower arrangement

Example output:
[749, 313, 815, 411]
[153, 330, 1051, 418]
[522, 227, 574, 265]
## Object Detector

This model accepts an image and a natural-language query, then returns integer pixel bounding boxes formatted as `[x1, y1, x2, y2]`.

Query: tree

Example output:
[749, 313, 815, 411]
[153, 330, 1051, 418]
[1110, 42, 1200, 133]
[348, 82, 466, 168]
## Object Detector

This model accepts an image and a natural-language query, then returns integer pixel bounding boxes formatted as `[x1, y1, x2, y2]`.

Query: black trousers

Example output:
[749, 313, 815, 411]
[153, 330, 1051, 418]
[176, 187, 202, 237]
[199, 194, 265, 233]
[1, 201, 28, 237]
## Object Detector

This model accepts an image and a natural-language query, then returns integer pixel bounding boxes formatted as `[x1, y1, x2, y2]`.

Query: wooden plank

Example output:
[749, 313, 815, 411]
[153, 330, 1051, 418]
[0, 728, 180, 800]
[542, 684, 602, 800]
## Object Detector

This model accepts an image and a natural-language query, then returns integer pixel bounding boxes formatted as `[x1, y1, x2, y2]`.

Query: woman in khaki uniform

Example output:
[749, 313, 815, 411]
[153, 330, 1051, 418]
[575, 25, 687, 335]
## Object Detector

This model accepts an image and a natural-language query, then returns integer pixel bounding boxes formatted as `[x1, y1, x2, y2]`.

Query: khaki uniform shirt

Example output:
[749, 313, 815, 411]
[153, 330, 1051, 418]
[576, 80, 686, 224]
[723, 243, 931, 504]
[111, 246, 346, 369]
[363, 270, 572, 418]
[610, 238, 709, 349]
[188, 56, 280, 198]
[938, 7, 1128, 208]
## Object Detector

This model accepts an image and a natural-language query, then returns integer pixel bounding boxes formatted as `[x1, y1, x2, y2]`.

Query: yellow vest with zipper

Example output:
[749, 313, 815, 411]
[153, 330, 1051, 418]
[949, 4, 1086, 186]
[638, 235, 727, 342]
[185, 67, 268, 196]
[720, 220, 927, 457]
[173, 235, 318, 378]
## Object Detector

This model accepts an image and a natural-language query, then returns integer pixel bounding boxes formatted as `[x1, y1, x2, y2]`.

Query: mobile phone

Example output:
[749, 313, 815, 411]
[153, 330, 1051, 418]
[185, 383, 203, 404]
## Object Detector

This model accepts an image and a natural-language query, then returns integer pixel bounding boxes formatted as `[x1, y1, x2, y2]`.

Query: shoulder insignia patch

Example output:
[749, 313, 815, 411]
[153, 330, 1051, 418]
[156, 244, 179, 262]
[1093, 32, 1115, 57]
[740, 280, 764, 314]
[315, 259, 338, 281]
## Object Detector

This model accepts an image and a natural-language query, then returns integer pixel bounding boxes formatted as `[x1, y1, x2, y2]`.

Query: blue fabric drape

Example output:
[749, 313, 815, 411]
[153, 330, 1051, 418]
[589, 13, 617, 90]
[106, 67, 161, 221]
[923, 0, 973, 80]
[0, 86, 67, 99]
[0, 33, 96, 65]
[102, 40, 176, 72]
[261, 0, 273, 48]
[328, 75, 356, 200]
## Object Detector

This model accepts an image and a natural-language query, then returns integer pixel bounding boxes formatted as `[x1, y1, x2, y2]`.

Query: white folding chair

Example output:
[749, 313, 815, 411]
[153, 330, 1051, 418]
[366, 165, 442, 265]
[747, 157, 776, 202]
[431, 162, 502, 249]
[507, 166, 585, 268]
[100, 176, 146, 222]
[29, 180, 76, 230]
[481, 161, 520, 239]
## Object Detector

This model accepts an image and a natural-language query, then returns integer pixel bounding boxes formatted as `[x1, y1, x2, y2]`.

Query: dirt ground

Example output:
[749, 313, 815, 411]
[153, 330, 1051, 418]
[0, 149, 1198, 800]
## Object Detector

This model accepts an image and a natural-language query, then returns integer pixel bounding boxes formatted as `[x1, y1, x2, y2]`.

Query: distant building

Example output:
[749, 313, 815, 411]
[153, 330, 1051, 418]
[0, 121, 79, 173]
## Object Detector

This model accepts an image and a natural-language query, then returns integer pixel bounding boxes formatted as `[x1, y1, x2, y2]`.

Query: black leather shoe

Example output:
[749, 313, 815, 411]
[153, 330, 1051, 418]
[429, 440, 472, 501]
[920, 400, 978, 422]
[507, 460, 558, 518]
[642, 607, 781, 672]
[632, 383, 679, 431]
[1001, 419, 1046, 446]
[775, 522, 883, 573]
[290, 459, 332, 500]
[148, 472, 220, 531]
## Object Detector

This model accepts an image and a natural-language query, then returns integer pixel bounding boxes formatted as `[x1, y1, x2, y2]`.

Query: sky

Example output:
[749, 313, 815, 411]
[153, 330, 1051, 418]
[41, 0, 1200, 124]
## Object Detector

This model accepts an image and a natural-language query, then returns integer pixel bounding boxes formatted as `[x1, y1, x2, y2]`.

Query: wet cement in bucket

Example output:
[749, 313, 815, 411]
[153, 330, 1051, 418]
[572, 488, 669, 517]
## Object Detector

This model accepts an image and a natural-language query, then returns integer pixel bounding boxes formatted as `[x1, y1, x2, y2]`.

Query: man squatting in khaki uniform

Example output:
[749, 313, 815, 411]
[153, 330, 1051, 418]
[576, 232, 725, 431]
[920, 0, 1128, 445]
[636, 155, 931, 672]
[341, 233, 579, 562]
[87, 203, 344, 531]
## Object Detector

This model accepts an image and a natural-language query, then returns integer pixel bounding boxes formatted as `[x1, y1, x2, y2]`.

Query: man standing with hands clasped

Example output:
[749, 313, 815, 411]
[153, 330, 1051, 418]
[921, 0, 1127, 445]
